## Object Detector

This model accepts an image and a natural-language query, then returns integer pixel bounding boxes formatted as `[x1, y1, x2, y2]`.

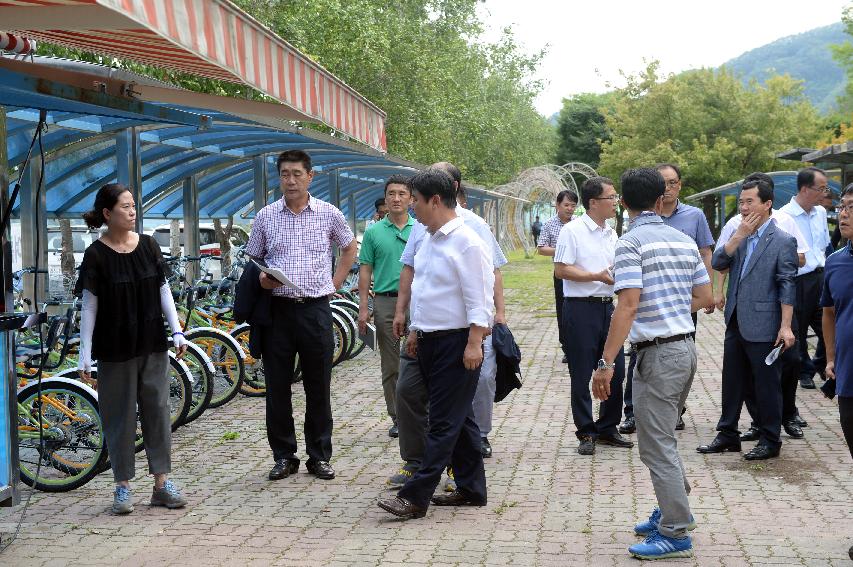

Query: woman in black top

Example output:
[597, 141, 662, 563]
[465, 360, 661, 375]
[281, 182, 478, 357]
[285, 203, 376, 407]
[76, 184, 188, 514]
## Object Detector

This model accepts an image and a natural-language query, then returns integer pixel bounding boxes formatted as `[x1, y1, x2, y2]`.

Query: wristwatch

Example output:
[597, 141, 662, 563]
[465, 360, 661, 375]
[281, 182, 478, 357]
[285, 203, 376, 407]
[596, 359, 615, 371]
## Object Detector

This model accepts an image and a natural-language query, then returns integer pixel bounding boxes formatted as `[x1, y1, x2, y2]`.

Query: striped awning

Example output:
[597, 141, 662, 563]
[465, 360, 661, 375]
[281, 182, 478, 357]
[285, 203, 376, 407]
[0, 0, 388, 152]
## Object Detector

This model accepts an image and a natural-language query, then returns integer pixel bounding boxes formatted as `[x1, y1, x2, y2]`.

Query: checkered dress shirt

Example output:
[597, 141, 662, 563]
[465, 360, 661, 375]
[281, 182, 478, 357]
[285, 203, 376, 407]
[246, 195, 355, 298]
[537, 215, 566, 248]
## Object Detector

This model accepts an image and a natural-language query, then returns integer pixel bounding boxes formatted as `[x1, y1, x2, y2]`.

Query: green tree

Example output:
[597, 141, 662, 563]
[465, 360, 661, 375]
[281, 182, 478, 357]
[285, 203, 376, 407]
[831, 3, 853, 113]
[555, 92, 613, 167]
[598, 62, 823, 197]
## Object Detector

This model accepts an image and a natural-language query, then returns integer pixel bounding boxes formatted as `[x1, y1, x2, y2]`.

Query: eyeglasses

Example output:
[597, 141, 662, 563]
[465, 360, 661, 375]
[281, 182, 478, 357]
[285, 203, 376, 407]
[592, 195, 621, 201]
[835, 203, 853, 215]
[806, 184, 829, 193]
[665, 179, 680, 188]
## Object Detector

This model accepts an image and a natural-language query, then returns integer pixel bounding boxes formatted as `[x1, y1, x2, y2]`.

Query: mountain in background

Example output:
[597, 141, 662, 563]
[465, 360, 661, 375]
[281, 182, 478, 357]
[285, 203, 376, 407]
[721, 22, 847, 113]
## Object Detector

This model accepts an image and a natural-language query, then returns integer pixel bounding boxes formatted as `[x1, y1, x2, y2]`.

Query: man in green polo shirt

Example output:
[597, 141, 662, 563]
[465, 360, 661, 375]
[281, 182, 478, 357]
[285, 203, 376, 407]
[358, 174, 414, 438]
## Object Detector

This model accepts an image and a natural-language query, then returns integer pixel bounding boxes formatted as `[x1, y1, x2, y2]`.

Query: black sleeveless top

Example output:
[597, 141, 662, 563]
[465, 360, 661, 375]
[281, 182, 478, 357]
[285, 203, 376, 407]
[74, 234, 169, 362]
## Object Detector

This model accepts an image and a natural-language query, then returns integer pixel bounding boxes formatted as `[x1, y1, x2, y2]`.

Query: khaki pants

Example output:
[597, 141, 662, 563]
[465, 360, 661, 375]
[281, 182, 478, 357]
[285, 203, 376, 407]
[373, 294, 401, 421]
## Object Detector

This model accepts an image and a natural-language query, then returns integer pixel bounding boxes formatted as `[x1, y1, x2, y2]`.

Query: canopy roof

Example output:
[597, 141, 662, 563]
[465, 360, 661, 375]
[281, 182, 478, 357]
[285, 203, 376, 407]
[1, 0, 387, 151]
[685, 171, 842, 208]
[2, 61, 502, 222]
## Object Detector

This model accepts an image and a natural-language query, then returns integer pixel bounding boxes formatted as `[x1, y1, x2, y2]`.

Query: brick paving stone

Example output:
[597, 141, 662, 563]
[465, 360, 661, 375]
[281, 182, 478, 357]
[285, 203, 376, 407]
[1, 255, 851, 566]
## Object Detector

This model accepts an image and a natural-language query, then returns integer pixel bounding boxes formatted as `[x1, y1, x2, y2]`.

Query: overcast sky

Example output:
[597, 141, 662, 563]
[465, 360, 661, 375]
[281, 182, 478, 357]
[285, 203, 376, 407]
[477, 0, 850, 116]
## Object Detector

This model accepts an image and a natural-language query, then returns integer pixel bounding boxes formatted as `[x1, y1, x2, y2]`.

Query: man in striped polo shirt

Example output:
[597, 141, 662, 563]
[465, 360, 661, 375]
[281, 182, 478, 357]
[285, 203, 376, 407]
[593, 168, 713, 560]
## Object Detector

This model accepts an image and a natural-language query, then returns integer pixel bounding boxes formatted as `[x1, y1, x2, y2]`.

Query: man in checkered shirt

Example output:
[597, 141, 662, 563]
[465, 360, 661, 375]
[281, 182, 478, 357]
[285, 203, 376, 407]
[246, 149, 357, 483]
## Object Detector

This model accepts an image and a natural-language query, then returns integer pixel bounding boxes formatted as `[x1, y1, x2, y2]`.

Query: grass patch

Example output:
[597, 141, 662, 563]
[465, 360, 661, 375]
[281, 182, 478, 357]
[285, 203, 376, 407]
[502, 250, 555, 310]
[494, 500, 518, 516]
[220, 431, 240, 441]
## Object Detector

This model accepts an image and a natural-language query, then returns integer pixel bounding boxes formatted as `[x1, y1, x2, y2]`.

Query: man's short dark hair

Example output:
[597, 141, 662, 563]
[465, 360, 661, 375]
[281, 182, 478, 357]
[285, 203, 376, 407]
[797, 167, 825, 191]
[384, 174, 411, 194]
[621, 168, 666, 210]
[841, 182, 853, 199]
[276, 149, 312, 172]
[741, 179, 774, 203]
[407, 168, 456, 208]
[556, 190, 578, 205]
[580, 176, 614, 209]
[374, 198, 386, 211]
[744, 172, 774, 190]
[655, 163, 681, 180]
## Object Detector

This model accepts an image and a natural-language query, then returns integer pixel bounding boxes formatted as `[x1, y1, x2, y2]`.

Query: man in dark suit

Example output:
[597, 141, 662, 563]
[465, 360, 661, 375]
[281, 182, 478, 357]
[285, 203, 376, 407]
[697, 179, 797, 460]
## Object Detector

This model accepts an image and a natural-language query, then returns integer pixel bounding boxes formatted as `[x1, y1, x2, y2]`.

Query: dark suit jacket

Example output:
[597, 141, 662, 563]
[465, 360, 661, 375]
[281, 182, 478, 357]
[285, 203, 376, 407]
[233, 261, 271, 358]
[712, 221, 797, 343]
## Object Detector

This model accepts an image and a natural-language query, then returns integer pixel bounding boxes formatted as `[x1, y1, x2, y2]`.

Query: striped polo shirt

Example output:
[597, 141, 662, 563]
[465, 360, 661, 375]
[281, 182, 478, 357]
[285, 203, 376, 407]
[614, 213, 710, 343]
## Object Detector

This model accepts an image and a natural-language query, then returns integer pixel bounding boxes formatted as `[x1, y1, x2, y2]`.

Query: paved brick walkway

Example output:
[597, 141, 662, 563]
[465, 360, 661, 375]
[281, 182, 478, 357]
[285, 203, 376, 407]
[1, 256, 851, 566]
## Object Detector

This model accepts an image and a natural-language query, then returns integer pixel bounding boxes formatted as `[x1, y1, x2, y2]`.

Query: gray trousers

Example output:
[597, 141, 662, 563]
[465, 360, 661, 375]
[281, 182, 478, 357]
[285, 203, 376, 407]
[373, 295, 400, 422]
[98, 351, 171, 482]
[633, 338, 696, 539]
[396, 335, 495, 466]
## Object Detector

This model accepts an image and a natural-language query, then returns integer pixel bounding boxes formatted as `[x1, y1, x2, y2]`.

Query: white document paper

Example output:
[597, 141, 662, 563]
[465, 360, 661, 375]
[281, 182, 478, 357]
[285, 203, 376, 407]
[252, 260, 300, 291]
[359, 323, 378, 351]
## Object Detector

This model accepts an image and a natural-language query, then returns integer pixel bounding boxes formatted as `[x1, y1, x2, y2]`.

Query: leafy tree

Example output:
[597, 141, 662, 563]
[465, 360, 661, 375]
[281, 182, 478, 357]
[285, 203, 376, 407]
[598, 62, 823, 199]
[555, 92, 614, 167]
[831, 4, 853, 114]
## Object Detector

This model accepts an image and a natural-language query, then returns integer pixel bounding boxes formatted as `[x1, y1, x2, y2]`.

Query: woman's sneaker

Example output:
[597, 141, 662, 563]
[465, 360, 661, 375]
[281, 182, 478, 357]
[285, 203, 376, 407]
[112, 486, 134, 515]
[150, 480, 187, 509]
[629, 531, 693, 560]
[387, 463, 418, 488]
[634, 507, 697, 536]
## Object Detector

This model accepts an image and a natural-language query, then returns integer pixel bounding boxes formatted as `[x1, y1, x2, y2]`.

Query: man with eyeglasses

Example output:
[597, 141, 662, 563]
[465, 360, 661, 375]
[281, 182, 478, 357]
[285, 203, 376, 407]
[780, 167, 832, 390]
[819, 185, 853, 562]
[619, 164, 715, 435]
[554, 176, 632, 455]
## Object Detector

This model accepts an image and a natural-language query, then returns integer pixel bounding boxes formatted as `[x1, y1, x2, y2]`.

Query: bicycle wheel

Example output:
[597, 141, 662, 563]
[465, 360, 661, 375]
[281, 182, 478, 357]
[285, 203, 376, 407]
[18, 378, 107, 492]
[168, 354, 192, 429]
[230, 324, 266, 397]
[186, 327, 245, 408]
[331, 313, 348, 367]
[331, 301, 365, 360]
[180, 341, 215, 424]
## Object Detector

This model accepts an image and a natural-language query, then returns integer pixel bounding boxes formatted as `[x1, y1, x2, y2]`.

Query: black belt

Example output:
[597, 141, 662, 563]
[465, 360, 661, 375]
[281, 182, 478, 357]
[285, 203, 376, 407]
[565, 296, 613, 304]
[796, 268, 824, 280]
[416, 328, 467, 339]
[273, 295, 328, 304]
[633, 333, 691, 352]
[375, 291, 398, 297]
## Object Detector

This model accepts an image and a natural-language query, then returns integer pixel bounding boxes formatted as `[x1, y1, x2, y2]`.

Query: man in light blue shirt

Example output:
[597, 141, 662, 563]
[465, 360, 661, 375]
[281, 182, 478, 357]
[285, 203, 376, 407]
[780, 167, 832, 390]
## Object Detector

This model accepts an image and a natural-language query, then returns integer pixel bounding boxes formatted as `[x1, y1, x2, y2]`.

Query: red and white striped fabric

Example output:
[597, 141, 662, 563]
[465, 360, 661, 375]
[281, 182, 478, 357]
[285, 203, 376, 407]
[0, 31, 36, 54]
[1, 0, 387, 152]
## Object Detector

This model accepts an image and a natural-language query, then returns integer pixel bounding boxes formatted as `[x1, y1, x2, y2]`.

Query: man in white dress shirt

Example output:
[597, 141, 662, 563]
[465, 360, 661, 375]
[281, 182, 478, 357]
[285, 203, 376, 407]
[378, 168, 494, 520]
[781, 167, 833, 390]
[555, 176, 633, 455]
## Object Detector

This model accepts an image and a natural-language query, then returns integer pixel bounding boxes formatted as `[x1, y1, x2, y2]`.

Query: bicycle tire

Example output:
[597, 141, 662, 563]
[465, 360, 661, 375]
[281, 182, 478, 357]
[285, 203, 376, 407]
[330, 313, 349, 367]
[168, 353, 193, 429]
[230, 324, 266, 397]
[331, 299, 366, 360]
[186, 327, 245, 408]
[178, 341, 215, 424]
[18, 378, 107, 492]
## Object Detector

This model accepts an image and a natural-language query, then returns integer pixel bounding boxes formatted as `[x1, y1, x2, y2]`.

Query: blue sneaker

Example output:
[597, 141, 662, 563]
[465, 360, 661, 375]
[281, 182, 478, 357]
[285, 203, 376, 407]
[629, 530, 693, 560]
[634, 507, 697, 536]
[112, 485, 134, 515]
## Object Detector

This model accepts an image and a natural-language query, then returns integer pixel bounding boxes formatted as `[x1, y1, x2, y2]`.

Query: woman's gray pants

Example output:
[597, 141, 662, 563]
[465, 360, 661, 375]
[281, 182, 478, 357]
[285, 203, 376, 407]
[98, 351, 171, 482]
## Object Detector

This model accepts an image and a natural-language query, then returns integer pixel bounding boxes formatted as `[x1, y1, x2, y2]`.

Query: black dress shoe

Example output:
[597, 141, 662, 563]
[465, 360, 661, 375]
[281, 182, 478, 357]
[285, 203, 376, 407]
[697, 438, 741, 454]
[743, 445, 780, 460]
[618, 416, 636, 434]
[739, 427, 760, 442]
[306, 460, 335, 480]
[598, 432, 634, 448]
[268, 458, 299, 480]
[431, 490, 486, 507]
[800, 375, 816, 389]
[389, 424, 399, 438]
[577, 435, 596, 455]
[675, 416, 686, 431]
[792, 414, 809, 428]
[378, 496, 427, 519]
[783, 420, 804, 439]
[481, 437, 492, 458]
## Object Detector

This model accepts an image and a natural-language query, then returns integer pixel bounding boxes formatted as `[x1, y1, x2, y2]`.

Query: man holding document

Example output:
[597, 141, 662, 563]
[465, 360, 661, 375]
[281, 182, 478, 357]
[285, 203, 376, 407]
[246, 150, 357, 482]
